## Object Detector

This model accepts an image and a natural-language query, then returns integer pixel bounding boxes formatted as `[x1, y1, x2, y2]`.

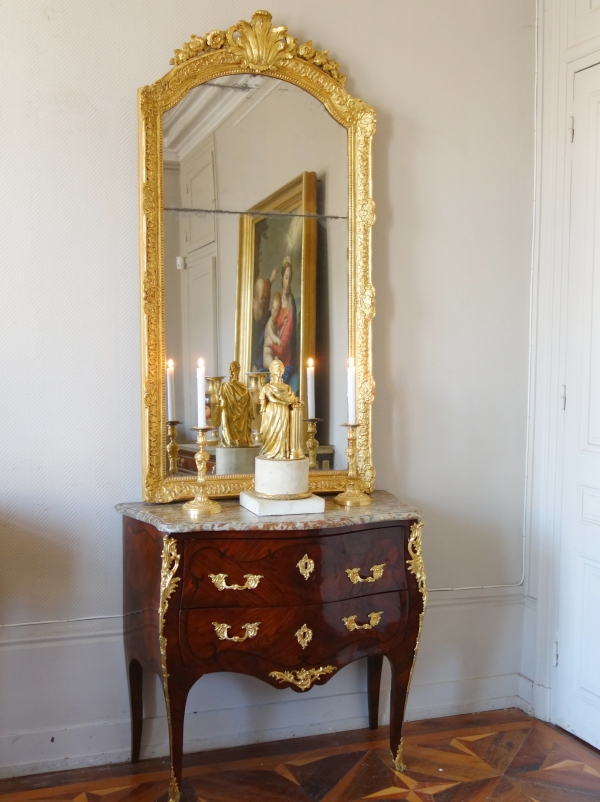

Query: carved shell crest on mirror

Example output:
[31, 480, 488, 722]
[139, 10, 376, 502]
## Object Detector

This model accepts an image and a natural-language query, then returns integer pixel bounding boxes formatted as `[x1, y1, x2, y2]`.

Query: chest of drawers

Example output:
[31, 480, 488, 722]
[118, 491, 425, 802]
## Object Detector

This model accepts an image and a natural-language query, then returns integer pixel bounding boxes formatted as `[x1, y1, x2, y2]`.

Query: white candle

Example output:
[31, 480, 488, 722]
[166, 359, 175, 421]
[197, 357, 206, 427]
[347, 357, 356, 425]
[307, 358, 315, 418]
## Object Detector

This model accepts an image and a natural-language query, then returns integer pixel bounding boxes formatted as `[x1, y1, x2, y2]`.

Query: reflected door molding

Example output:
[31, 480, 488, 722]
[183, 147, 216, 253]
[181, 252, 218, 435]
[139, 9, 376, 501]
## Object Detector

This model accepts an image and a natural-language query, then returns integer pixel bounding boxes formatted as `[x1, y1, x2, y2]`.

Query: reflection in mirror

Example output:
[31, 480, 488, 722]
[162, 76, 348, 476]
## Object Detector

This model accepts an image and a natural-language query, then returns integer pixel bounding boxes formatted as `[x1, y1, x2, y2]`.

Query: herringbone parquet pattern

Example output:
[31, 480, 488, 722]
[2, 710, 599, 801]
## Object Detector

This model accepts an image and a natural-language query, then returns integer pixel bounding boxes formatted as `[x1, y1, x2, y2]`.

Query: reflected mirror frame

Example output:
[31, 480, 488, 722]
[139, 10, 376, 502]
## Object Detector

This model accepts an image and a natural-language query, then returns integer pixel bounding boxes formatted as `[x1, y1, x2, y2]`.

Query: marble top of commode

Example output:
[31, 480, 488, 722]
[115, 490, 421, 534]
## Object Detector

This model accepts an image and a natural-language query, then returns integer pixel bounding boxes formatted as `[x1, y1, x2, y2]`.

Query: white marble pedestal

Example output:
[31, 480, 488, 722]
[254, 455, 309, 496]
[241, 454, 324, 516]
[239, 490, 325, 516]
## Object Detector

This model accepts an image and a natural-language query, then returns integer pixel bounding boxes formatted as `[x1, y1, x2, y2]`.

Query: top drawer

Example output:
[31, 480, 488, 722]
[181, 525, 408, 608]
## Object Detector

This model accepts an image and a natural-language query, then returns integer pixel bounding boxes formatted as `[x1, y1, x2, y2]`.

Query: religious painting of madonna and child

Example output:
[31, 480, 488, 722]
[235, 172, 317, 406]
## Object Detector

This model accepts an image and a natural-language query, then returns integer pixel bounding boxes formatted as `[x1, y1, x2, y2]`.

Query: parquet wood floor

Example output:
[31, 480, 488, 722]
[2, 709, 600, 801]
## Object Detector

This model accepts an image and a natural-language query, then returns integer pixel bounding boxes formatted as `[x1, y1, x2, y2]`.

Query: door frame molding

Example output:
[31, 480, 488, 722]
[529, 0, 600, 722]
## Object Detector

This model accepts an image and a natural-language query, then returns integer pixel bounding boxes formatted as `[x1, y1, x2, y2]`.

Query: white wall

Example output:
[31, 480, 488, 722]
[0, 0, 535, 777]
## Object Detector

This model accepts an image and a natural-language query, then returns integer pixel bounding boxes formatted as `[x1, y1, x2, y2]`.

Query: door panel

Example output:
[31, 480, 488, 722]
[556, 62, 600, 748]
[580, 563, 600, 698]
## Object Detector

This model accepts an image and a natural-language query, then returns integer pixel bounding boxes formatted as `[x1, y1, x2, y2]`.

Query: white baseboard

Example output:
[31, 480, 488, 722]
[0, 692, 371, 779]
[0, 675, 532, 779]
[405, 672, 529, 722]
[0, 589, 528, 779]
[531, 682, 552, 721]
[517, 674, 534, 713]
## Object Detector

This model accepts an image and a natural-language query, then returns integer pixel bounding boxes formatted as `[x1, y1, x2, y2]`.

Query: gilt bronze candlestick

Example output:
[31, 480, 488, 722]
[166, 421, 180, 475]
[334, 423, 372, 506]
[304, 418, 322, 469]
[182, 427, 221, 515]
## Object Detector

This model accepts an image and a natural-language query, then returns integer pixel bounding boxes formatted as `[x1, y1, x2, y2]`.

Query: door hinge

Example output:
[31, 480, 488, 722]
[553, 641, 559, 667]
[568, 116, 574, 143]
[560, 385, 566, 410]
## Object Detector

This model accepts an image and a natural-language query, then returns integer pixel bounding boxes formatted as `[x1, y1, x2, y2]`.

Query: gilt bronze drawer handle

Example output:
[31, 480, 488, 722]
[209, 573, 263, 591]
[297, 554, 315, 580]
[345, 563, 386, 584]
[342, 611, 383, 631]
[295, 623, 313, 649]
[269, 665, 337, 691]
[212, 622, 260, 642]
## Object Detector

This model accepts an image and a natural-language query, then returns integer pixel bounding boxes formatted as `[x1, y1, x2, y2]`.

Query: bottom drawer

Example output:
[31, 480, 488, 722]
[180, 591, 407, 668]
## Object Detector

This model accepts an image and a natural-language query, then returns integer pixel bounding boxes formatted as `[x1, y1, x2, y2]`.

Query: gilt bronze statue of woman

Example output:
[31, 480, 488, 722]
[242, 357, 321, 514]
[258, 358, 298, 459]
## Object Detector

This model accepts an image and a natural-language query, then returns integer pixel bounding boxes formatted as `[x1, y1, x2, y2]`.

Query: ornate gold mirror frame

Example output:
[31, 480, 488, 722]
[139, 10, 376, 502]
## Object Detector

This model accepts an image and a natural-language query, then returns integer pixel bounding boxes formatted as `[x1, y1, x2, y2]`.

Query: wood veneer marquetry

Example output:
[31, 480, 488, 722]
[3, 710, 600, 801]
[181, 528, 408, 608]
[180, 591, 407, 666]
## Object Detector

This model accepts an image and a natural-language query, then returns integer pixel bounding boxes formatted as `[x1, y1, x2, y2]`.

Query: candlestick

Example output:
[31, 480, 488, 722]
[334, 423, 372, 506]
[304, 417, 322, 470]
[347, 357, 356, 425]
[166, 420, 180, 475]
[306, 358, 315, 418]
[197, 358, 206, 427]
[182, 426, 221, 515]
[166, 359, 176, 421]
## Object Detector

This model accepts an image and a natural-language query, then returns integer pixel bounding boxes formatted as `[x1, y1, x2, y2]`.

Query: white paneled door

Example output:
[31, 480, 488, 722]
[556, 62, 600, 748]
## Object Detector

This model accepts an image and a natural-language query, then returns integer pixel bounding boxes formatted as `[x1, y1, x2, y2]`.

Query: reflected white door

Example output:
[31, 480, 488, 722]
[182, 252, 218, 432]
[556, 62, 600, 747]
[181, 147, 216, 254]
[187, 154, 216, 252]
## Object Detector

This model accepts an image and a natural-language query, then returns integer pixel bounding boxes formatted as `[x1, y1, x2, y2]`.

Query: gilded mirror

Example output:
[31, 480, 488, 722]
[139, 10, 376, 501]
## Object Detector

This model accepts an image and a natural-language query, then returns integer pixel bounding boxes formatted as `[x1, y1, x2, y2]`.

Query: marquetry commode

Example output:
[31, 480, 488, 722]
[117, 490, 426, 801]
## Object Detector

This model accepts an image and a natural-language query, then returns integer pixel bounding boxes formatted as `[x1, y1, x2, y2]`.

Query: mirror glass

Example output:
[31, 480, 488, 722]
[162, 76, 349, 476]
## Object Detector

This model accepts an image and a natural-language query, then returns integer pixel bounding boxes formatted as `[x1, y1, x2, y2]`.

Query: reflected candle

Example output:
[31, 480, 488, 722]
[166, 359, 175, 421]
[197, 358, 206, 427]
[347, 357, 356, 425]
[307, 358, 315, 418]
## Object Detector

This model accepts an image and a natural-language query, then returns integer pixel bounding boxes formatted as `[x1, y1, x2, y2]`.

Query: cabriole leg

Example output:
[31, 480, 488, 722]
[389, 653, 417, 772]
[128, 659, 143, 763]
[367, 654, 383, 729]
[164, 677, 191, 802]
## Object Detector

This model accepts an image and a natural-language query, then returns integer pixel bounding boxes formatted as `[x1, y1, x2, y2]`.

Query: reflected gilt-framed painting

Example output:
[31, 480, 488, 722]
[235, 172, 317, 407]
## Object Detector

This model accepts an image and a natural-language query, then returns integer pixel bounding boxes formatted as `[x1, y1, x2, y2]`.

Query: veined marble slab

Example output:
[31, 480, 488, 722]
[115, 490, 421, 533]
